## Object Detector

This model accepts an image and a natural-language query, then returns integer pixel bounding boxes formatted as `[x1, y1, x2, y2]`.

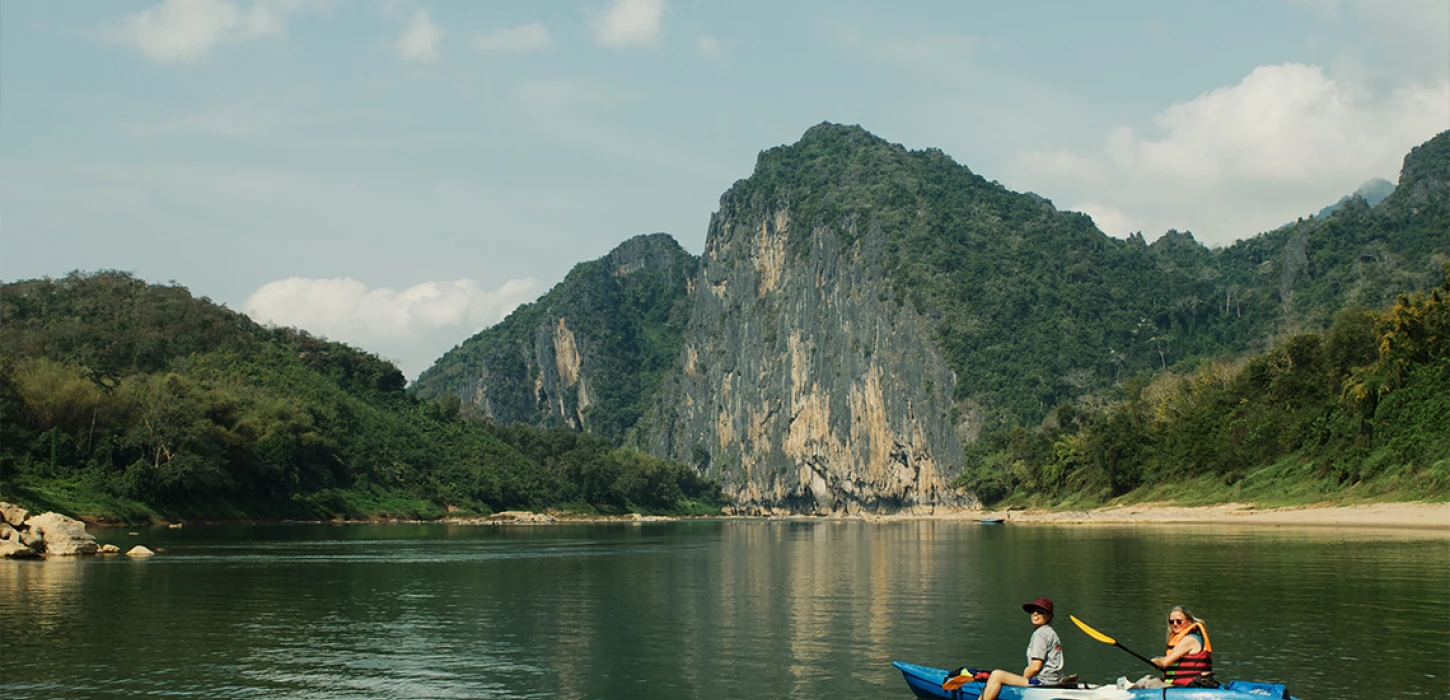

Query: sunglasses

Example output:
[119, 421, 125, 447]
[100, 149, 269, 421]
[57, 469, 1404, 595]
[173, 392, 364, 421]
[1030, 609, 1048, 615]
[1168, 619, 1188, 626]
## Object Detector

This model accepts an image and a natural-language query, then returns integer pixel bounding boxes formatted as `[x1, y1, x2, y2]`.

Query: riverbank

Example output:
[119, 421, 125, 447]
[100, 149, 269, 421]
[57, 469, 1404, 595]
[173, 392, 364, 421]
[974, 501, 1450, 530]
[21, 496, 1450, 532]
[470, 502, 1450, 532]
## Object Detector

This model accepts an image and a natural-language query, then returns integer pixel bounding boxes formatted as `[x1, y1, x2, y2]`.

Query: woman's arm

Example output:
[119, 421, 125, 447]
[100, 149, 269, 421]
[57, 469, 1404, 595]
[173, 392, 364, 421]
[1021, 658, 1044, 679]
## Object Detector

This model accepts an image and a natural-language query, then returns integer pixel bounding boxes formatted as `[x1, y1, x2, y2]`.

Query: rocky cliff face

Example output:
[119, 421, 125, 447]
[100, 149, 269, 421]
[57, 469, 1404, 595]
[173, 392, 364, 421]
[1384, 130, 1450, 210]
[642, 196, 971, 514]
[419, 125, 1450, 515]
[412, 233, 697, 441]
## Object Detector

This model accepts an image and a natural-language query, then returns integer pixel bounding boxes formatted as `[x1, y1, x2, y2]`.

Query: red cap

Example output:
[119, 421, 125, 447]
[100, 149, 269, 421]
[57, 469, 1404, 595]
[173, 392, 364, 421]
[1023, 597, 1054, 615]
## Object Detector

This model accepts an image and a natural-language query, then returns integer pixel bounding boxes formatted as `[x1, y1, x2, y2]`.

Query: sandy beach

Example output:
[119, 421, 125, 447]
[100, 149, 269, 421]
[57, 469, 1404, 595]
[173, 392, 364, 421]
[975, 501, 1450, 531]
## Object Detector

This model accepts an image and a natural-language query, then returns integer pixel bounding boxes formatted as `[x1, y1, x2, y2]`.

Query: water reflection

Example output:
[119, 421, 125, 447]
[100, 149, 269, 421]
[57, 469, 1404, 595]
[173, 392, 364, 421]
[1, 521, 1445, 700]
[0, 558, 89, 635]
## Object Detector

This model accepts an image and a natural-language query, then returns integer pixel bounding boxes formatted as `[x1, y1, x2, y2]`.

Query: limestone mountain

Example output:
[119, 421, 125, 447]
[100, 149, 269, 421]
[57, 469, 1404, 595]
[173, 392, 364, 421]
[1314, 178, 1395, 219]
[418, 125, 1450, 514]
[412, 233, 698, 443]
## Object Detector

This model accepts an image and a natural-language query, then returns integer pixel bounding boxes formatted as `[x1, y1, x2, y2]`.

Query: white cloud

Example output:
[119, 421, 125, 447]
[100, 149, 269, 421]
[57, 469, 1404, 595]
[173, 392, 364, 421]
[474, 22, 553, 53]
[396, 9, 442, 62]
[1009, 63, 1450, 245]
[696, 34, 722, 62]
[1354, 0, 1450, 83]
[243, 0, 330, 38]
[102, 0, 328, 62]
[1290, 1, 1449, 83]
[1074, 202, 1138, 239]
[244, 276, 540, 379]
[104, 0, 240, 61]
[1011, 147, 1101, 183]
[587, 0, 667, 49]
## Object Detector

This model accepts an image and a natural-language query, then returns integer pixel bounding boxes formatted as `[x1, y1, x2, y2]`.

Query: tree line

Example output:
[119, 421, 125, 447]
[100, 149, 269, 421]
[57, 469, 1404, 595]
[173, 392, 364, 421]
[957, 264, 1450, 505]
[0, 271, 723, 521]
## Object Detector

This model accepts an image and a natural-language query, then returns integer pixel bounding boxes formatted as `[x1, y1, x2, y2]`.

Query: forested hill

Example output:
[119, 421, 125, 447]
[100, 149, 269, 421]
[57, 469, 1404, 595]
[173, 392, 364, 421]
[731, 124, 1450, 428]
[959, 262, 1450, 505]
[411, 233, 698, 442]
[413, 125, 1447, 514]
[0, 272, 723, 521]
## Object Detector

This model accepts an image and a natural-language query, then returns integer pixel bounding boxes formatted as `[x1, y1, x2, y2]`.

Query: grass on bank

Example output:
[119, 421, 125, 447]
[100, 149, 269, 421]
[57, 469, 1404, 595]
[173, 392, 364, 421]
[0, 474, 465, 523]
[989, 454, 1450, 512]
[0, 475, 729, 524]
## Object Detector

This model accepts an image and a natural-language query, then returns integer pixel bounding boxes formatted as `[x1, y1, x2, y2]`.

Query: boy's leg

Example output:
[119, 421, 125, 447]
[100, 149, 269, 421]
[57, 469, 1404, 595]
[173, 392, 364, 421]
[980, 670, 1030, 700]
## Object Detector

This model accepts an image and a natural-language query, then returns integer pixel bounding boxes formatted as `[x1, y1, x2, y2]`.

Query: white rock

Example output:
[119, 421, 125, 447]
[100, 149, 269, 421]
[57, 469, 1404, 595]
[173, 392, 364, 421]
[23, 512, 99, 555]
[125, 545, 155, 557]
[19, 530, 44, 550]
[0, 502, 28, 527]
[100, 544, 121, 554]
[0, 522, 17, 541]
[0, 540, 41, 559]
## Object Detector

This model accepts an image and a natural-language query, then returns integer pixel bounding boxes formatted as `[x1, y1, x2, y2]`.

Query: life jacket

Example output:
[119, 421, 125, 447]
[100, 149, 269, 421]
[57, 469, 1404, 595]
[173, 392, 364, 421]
[1164, 621, 1213, 685]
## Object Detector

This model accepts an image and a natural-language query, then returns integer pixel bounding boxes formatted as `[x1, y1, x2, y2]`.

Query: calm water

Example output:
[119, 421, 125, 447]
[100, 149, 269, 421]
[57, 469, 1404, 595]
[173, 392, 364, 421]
[1, 520, 1446, 699]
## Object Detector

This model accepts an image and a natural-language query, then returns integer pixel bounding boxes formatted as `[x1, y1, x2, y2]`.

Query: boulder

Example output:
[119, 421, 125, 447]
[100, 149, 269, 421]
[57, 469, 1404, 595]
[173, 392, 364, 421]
[0, 522, 16, 541]
[125, 545, 155, 557]
[487, 511, 556, 523]
[0, 540, 41, 559]
[19, 529, 44, 551]
[23, 512, 99, 556]
[100, 544, 121, 554]
[0, 502, 28, 527]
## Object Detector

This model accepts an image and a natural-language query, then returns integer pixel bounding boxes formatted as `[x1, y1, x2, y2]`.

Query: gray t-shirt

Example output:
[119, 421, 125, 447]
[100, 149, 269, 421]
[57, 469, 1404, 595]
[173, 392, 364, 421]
[1026, 624, 1064, 684]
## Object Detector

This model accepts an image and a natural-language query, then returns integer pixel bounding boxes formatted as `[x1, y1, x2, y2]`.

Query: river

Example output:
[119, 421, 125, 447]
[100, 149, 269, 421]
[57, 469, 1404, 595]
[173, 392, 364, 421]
[1, 520, 1445, 699]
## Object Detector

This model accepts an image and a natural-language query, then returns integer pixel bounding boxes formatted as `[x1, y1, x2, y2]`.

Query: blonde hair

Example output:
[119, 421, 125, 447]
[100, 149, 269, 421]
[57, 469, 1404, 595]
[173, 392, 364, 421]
[1165, 605, 1205, 643]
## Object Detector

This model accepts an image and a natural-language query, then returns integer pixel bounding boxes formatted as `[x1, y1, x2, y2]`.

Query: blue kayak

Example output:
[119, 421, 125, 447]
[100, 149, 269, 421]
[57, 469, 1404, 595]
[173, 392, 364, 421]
[893, 662, 1298, 700]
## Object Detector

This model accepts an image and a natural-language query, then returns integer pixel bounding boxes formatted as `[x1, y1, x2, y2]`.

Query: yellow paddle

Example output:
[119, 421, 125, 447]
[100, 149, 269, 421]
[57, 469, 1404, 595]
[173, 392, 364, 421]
[939, 666, 986, 692]
[1069, 615, 1163, 672]
[941, 668, 977, 691]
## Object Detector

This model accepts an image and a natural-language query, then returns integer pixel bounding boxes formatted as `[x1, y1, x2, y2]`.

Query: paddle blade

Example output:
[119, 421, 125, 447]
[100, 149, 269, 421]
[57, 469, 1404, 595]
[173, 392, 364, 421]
[942, 674, 970, 691]
[1070, 615, 1118, 645]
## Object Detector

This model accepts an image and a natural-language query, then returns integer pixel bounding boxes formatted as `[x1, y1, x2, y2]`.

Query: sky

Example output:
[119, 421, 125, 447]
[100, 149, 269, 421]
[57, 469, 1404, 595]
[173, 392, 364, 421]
[2, 0, 1447, 380]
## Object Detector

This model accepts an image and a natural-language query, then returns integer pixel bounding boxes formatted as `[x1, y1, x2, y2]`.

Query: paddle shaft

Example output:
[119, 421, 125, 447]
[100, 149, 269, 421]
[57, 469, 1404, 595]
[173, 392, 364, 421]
[1068, 615, 1163, 673]
[1112, 642, 1162, 672]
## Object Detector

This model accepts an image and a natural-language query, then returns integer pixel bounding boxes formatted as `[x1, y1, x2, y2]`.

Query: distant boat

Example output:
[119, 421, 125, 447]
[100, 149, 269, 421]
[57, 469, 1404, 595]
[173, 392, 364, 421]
[979, 517, 1005, 524]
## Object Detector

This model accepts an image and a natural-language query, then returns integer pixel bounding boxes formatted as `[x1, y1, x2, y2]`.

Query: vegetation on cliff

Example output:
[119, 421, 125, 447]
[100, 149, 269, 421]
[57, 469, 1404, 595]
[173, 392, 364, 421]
[0, 271, 724, 521]
[412, 124, 1447, 510]
[13, 126, 1441, 518]
[958, 264, 1450, 505]
[412, 234, 698, 443]
[733, 124, 1449, 429]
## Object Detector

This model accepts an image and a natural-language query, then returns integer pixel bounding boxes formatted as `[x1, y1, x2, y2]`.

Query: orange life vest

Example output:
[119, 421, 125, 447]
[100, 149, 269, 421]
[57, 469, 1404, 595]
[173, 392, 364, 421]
[1164, 621, 1213, 685]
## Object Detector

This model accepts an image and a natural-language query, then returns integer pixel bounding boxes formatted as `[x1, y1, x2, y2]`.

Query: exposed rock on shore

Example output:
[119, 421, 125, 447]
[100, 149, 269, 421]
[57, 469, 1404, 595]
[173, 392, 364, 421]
[484, 511, 557, 523]
[0, 503, 101, 558]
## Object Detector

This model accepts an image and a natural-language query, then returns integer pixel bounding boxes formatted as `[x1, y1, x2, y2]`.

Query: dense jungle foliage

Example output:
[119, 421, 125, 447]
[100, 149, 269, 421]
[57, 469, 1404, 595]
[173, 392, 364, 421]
[411, 125, 1446, 509]
[0, 271, 724, 522]
[957, 264, 1450, 505]
[412, 234, 697, 443]
[736, 124, 1450, 428]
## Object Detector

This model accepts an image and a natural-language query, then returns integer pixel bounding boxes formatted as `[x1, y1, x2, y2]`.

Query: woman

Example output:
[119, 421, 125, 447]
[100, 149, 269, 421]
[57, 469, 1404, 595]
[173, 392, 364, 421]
[1151, 605, 1214, 686]
[975, 597, 1064, 700]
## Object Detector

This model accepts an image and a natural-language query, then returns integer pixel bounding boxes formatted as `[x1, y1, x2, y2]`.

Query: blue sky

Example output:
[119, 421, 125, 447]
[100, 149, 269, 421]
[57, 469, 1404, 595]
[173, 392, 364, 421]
[3, 0, 1447, 379]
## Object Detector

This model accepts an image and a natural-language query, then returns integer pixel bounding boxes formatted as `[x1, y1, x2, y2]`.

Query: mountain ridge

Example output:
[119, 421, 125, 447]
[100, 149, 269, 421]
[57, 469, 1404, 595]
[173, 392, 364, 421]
[418, 123, 1450, 513]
